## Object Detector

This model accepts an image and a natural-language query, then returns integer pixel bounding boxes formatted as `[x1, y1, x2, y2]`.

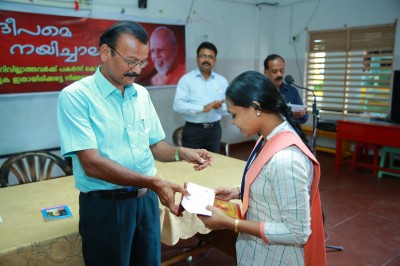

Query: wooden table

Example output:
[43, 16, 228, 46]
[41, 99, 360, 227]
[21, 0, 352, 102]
[0, 153, 245, 265]
[335, 118, 400, 175]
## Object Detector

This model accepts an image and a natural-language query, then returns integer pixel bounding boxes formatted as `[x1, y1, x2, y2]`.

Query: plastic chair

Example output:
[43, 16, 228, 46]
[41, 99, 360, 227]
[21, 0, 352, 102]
[172, 126, 184, 147]
[378, 146, 400, 178]
[0, 151, 73, 187]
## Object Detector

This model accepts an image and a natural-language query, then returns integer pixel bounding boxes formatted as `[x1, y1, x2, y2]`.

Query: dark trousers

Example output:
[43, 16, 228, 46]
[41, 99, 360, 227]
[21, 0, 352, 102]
[79, 190, 161, 266]
[182, 122, 222, 153]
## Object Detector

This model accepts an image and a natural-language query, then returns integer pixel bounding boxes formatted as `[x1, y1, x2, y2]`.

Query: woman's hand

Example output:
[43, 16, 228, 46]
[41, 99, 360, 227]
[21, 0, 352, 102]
[214, 186, 240, 201]
[198, 205, 233, 231]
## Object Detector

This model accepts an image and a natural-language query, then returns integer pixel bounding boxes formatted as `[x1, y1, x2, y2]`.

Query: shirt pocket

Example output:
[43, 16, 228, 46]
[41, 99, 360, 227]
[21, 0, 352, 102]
[134, 117, 150, 148]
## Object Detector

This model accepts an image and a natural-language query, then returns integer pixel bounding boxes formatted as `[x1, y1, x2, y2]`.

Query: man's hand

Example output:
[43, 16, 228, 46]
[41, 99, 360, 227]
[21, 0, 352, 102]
[212, 100, 224, 109]
[179, 147, 214, 171]
[203, 100, 224, 112]
[155, 179, 188, 216]
[293, 110, 306, 119]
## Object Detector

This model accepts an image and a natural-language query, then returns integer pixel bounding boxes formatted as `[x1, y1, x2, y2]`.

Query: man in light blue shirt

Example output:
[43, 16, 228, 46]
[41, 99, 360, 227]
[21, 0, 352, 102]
[57, 21, 213, 266]
[173, 42, 229, 153]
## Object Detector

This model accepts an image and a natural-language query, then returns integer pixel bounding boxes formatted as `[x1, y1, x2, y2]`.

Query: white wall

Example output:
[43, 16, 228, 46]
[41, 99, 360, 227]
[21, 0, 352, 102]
[1, 0, 399, 155]
[0, 0, 259, 155]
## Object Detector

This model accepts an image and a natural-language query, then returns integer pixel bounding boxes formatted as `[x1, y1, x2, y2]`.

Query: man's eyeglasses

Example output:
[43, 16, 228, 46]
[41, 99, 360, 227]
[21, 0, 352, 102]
[109, 46, 149, 69]
[198, 54, 215, 60]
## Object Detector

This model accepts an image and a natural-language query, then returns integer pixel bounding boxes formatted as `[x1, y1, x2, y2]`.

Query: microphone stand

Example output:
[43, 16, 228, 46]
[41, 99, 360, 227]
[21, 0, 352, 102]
[310, 90, 319, 157]
[290, 83, 319, 156]
[291, 82, 344, 252]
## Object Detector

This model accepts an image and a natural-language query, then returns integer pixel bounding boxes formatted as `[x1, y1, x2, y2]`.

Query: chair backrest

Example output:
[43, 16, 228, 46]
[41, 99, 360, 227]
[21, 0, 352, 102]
[0, 151, 73, 187]
[172, 126, 184, 146]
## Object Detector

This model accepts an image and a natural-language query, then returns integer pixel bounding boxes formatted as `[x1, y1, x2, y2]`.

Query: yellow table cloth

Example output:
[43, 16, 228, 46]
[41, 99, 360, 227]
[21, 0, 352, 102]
[0, 153, 245, 265]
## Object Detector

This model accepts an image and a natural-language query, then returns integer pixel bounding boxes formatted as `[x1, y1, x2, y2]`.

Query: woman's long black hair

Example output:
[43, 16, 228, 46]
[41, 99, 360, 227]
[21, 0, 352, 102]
[225, 71, 310, 150]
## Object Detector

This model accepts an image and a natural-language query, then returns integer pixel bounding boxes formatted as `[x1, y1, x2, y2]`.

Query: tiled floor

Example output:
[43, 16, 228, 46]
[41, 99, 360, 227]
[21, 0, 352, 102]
[162, 141, 400, 265]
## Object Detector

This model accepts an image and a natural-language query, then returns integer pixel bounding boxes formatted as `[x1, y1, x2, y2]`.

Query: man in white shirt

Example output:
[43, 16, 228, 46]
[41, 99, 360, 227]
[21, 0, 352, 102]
[173, 42, 228, 153]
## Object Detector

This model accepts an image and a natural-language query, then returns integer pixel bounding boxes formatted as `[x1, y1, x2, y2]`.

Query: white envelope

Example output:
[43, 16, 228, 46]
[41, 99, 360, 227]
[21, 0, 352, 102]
[288, 103, 306, 112]
[181, 182, 215, 216]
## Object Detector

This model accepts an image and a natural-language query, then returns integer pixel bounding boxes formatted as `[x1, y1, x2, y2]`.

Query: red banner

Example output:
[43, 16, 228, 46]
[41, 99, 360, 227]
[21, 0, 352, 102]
[0, 10, 186, 94]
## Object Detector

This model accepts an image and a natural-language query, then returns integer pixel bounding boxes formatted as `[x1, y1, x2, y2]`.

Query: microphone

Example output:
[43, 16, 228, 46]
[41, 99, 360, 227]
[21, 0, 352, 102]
[284, 75, 295, 85]
[284, 74, 316, 107]
[284, 75, 314, 96]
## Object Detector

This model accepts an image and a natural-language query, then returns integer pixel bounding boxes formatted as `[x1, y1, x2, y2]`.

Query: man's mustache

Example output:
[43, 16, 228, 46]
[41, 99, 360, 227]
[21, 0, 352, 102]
[124, 72, 139, 78]
[202, 62, 211, 66]
[275, 76, 283, 81]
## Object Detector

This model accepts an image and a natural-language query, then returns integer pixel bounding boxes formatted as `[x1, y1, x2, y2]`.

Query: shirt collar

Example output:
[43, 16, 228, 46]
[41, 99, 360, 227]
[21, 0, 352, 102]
[279, 82, 290, 93]
[195, 68, 215, 79]
[266, 120, 289, 141]
[94, 67, 137, 99]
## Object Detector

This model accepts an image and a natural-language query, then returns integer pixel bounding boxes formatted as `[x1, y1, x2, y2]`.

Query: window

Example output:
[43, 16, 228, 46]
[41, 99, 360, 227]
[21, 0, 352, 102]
[306, 23, 396, 118]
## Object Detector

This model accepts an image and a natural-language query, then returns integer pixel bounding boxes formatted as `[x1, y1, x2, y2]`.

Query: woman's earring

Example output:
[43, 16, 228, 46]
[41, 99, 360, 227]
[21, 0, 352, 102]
[256, 111, 261, 117]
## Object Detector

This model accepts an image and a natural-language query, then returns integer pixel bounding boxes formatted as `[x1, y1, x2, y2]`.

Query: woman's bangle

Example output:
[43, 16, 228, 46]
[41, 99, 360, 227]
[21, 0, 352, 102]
[234, 219, 240, 233]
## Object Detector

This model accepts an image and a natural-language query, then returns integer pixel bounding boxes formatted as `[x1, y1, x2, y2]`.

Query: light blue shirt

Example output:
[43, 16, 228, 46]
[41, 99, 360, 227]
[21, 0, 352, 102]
[173, 68, 229, 123]
[57, 67, 165, 192]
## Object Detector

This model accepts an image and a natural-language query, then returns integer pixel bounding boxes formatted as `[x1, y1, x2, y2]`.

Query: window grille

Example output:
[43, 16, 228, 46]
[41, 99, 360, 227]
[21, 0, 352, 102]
[306, 23, 396, 118]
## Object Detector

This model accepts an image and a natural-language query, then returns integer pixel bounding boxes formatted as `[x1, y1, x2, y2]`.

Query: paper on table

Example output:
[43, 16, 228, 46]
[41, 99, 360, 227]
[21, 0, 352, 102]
[41, 204, 73, 222]
[181, 182, 215, 216]
[288, 103, 306, 112]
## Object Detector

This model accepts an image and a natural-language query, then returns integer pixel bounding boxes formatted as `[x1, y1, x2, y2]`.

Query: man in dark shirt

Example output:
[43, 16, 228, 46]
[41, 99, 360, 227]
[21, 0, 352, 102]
[264, 54, 308, 124]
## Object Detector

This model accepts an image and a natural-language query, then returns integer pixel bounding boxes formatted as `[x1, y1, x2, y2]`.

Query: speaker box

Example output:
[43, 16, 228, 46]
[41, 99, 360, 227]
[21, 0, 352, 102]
[390, 70, 400, 124]
[317, 120, 337, 132]
[138, 0, 147, 8]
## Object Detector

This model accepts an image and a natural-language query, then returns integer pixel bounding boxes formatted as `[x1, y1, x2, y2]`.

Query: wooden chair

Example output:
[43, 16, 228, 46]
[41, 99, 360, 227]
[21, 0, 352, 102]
[172, 126, 184, 147]
[0, 151, 72, 187]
